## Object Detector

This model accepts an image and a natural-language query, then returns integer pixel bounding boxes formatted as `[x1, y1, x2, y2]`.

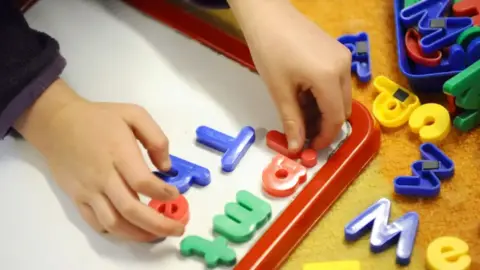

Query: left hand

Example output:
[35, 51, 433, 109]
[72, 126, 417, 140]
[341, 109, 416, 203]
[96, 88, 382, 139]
[229, 0, 353, 151]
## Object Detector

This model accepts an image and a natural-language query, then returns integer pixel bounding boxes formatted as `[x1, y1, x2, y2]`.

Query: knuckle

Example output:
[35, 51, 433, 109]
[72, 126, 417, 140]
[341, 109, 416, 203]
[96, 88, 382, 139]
[341, 46, 352, 59]
[129, 104, 149, 118]
[324, 67, 339, 78]
[119, 202, 138, 217]
[338, 46, 352, 68]
[148, 137, 169, 152]
[104, 217, 121, 231]
[318, 62, 341, 76]
[130, 178, 153, 192]
[117, 198, 138, 217]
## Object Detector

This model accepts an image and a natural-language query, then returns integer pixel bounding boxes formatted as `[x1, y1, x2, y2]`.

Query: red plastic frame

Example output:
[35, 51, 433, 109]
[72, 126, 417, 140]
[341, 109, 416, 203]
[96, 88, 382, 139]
[19, 0, 39, 12]
[122, 0, 256, 71]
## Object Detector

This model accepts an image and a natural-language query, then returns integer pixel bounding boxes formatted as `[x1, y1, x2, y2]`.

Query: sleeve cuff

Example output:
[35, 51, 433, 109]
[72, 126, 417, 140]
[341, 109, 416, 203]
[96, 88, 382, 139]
[0, 54, 66, 139]
[188, 0, 229, 9]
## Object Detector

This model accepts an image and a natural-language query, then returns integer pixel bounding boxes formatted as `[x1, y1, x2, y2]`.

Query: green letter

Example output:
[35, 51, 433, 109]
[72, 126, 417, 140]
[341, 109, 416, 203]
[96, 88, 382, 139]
[180, 236, 236, 268]
[213, 190, 272, 243]
[444, 60, 480, 110]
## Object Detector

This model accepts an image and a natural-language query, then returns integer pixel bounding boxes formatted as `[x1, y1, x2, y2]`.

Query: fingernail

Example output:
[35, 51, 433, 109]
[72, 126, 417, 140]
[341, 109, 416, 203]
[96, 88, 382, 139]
[161, 159, 172, 171]
[288, 138, 300, 150]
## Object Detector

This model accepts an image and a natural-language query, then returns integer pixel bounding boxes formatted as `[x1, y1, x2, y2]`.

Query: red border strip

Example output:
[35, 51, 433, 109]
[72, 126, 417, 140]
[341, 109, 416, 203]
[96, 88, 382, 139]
[122, 0, 256, 71]
[19, 0, 39, 12]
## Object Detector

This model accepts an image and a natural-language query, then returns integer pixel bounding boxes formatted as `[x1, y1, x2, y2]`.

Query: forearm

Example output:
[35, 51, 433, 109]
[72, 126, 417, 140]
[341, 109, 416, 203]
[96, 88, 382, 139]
[226, 0, 292, 39]
[0, 0, 66, 138]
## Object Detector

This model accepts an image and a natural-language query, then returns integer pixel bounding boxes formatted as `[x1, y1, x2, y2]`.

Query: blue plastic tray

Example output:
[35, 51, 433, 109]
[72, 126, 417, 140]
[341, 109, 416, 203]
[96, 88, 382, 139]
[394, 0, 461, 93]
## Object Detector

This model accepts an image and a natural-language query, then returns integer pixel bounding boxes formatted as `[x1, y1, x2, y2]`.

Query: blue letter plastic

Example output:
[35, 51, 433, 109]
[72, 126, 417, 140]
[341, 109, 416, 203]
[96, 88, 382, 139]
[467, 37, 480, 65]
[344, 198, 419, 266]
[394, 143, 454, 197]
[400, 0, 473, 54]
[153, 155, 211, 194]
[413, 44, 467, 74]
[196, 126, 255, 172]
[337, 32, 372, 83]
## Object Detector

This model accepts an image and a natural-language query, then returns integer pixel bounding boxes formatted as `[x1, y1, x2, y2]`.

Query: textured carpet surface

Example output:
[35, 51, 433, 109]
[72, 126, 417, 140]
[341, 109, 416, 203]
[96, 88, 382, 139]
[181, 1, 480, 269]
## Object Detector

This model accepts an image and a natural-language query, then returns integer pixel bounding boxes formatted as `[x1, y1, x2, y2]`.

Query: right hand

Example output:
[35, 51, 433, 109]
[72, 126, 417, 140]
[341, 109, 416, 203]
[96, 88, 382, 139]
[15, 79, 185, 242]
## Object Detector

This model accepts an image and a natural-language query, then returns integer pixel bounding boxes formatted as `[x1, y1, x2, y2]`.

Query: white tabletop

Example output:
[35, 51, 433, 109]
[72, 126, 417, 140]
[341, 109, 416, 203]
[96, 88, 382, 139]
[0, 1, 349, 269]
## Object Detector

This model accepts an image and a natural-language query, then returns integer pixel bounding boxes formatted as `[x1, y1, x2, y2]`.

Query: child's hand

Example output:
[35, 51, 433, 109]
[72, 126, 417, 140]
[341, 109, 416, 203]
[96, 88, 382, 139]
[230, 0, 352, 151]
[15, 80, 184, 242]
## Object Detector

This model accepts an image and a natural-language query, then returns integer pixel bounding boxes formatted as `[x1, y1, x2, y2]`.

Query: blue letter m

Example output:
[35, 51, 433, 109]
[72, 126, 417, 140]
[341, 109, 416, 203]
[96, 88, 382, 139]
[344, 198, 419, 266]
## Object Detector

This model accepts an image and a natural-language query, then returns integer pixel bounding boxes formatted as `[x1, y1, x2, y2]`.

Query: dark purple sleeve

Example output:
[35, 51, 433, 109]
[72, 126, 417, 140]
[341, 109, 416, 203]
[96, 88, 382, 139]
[187, 0, 229, 9]
[0, 0, 66, 139]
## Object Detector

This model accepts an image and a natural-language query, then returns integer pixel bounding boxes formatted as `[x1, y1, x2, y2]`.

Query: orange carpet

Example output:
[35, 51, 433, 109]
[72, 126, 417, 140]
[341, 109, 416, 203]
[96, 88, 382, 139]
[175, 1, 480, 269]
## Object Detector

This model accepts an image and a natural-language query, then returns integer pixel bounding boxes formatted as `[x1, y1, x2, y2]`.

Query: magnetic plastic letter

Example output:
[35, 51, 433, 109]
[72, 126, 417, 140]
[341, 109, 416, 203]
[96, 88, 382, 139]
[262, 154, 307, 197]
[265, 130, 302, 159]
[154, 155, 211, 194]
[213, 190, 272, 243]
[444, 60, 480, 110]
[456, 26, 480, 65]
[467, 37, 480, 65]
[344, 198, 419, 266]
[408, 103, 451, 143]
[426, 236, 471, 270]
[453, 109, 480, 132]
[300, 149, 318, 168]
[148, 195, 190, 225]
[405, 28, 442, 67]
[337, 32, 372, 82]
[453, 0, 480, 26]
[196, 125, 255, 172]
[400, 0, 473, 54]
[457, 26, 480, 49]
[372, 76, 420, 128]
[394, 143, 454, 197]
[180, 236, 236, 268]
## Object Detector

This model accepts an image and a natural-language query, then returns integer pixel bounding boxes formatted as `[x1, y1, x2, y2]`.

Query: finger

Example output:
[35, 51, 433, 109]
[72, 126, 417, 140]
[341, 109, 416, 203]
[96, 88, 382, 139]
[268, 80, 305, 153]
[105, 174, 185, 237]
[90, 194, 158, 242]
[298, 90, 321, 141]
[113, 132, 179, 201]
[341, 72, 353, 119]
[118, 104, 171, 172]
[310, 77, 346, 149]
[78, 202, 105, 233]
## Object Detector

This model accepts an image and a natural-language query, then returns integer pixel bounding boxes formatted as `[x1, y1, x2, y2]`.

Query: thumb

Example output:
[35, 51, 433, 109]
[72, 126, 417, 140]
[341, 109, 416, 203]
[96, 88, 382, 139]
[269, 84, 305, 153]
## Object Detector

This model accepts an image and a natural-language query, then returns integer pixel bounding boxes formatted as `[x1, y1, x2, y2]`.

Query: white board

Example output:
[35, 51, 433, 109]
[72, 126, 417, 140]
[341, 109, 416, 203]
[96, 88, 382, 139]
[149, 121, 350, 270]
[0, 0, 351, 269]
